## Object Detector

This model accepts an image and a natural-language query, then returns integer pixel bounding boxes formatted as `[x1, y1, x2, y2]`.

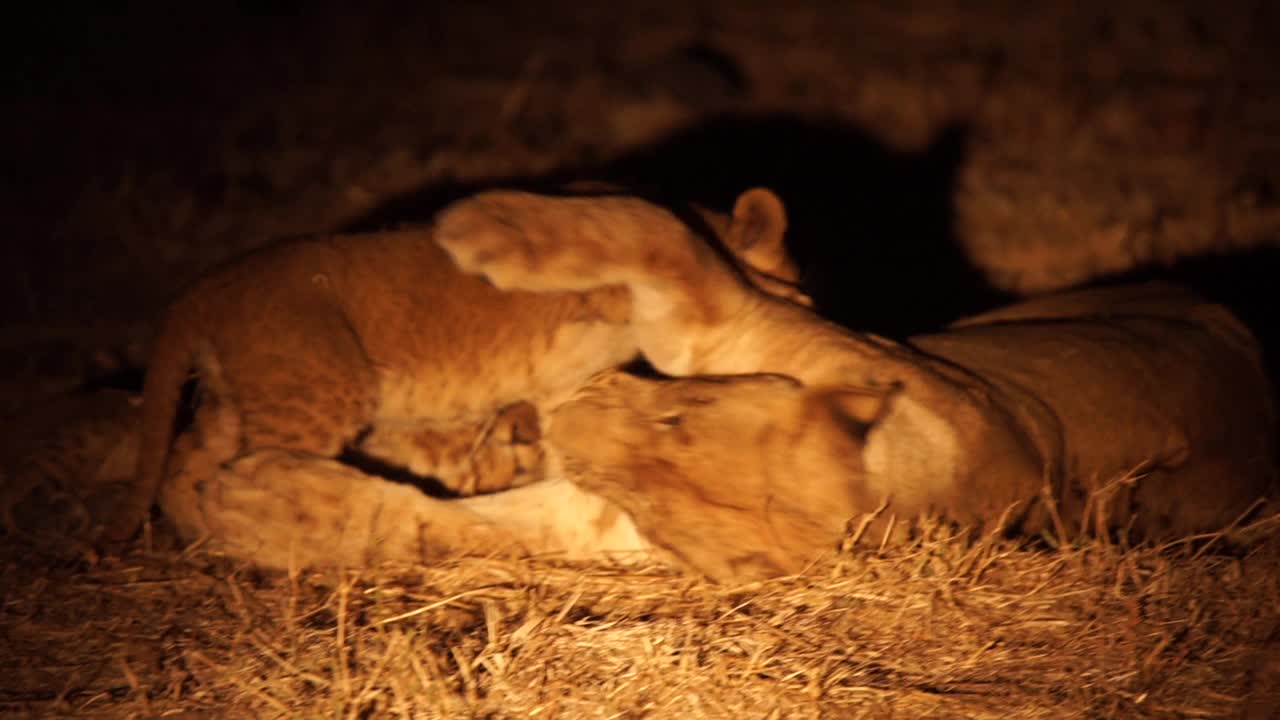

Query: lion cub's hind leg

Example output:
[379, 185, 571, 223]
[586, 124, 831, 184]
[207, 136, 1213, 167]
[173, 449, 523, 570]
[158, 386, 247, 543]
[222, 296, 379, 460]
[435, 192, 746, 299]
[435, 191, 778, 376]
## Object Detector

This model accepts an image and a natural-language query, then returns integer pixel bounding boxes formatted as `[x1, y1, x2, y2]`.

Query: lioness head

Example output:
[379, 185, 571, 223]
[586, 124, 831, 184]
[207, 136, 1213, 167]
[547, 370, 891, 581]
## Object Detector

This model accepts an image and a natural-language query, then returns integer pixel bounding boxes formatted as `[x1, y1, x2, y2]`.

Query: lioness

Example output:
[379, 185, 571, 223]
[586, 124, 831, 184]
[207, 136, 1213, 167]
[156, 191, 1275, 583]
[116, 187, 806, 543]
[430, 191, 1277, 579]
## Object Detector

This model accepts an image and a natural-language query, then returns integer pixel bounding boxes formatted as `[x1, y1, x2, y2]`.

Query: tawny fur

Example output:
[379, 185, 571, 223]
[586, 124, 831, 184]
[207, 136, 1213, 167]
[433, 191, 1277, 581]
[119, 188, 802, 543]
[30, 190, 1274, 585]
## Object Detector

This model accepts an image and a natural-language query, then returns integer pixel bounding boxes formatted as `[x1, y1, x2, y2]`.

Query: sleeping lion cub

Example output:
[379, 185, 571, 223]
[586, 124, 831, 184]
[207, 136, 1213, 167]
[144, 191, 1275, 582]
[112, 187, 805, 544]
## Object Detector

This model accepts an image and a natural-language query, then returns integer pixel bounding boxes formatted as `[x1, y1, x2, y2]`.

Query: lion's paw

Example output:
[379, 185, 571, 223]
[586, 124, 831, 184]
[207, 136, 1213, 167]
[466, 400, 545, 494]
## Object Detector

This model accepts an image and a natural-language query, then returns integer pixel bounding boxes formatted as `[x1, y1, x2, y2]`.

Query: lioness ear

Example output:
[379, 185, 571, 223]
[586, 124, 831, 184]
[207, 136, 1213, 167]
[728, 187, 794, 280]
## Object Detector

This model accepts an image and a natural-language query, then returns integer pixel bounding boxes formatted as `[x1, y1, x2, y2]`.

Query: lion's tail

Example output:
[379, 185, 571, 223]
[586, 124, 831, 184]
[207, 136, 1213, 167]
[107, 301, 198, 543]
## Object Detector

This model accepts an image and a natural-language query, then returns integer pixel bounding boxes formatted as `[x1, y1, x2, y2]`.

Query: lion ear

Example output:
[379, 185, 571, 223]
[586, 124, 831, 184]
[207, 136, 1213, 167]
[728, 187, 794, 280]
[819, 384, 901, 436]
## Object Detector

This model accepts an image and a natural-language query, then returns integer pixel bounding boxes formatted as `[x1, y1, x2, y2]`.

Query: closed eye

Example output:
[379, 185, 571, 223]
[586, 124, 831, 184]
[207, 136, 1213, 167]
[655, 414, 683, 428]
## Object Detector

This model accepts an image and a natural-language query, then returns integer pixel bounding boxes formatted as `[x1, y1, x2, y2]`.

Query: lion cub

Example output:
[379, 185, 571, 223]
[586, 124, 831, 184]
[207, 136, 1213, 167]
[118, 188, 806, 542]
[71, 189, 1274, 583]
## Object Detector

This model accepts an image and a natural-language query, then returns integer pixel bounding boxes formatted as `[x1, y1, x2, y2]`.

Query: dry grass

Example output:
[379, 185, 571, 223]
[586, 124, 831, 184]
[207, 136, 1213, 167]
[3, 518, 1279, 719]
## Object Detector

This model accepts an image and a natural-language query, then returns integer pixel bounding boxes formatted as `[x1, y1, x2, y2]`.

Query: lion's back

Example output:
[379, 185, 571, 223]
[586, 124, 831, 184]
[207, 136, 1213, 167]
[918, 285, 1276, 538]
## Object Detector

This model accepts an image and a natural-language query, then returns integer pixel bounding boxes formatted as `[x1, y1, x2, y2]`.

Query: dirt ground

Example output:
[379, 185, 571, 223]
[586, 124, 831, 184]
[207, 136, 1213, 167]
[2, 1, 1280, 717]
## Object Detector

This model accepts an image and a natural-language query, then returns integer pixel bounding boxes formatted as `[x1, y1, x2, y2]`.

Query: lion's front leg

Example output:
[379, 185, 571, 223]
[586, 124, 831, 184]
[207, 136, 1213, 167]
[456, 476, 656, 565]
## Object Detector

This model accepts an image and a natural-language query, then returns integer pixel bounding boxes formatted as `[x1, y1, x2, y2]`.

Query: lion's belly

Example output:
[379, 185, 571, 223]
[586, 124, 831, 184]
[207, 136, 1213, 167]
[372, 319, 637, 424]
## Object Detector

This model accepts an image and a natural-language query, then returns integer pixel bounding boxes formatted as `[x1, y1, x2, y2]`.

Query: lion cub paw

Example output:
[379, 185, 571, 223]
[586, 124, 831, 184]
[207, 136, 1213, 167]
[435, 191, 634, 293]
[458, 400, 546, 495]
[358, 401, 546, 497]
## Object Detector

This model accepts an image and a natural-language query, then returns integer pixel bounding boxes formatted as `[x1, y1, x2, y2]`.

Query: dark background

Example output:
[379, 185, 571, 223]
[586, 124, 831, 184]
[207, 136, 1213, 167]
[2, 0, 1278, 384]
